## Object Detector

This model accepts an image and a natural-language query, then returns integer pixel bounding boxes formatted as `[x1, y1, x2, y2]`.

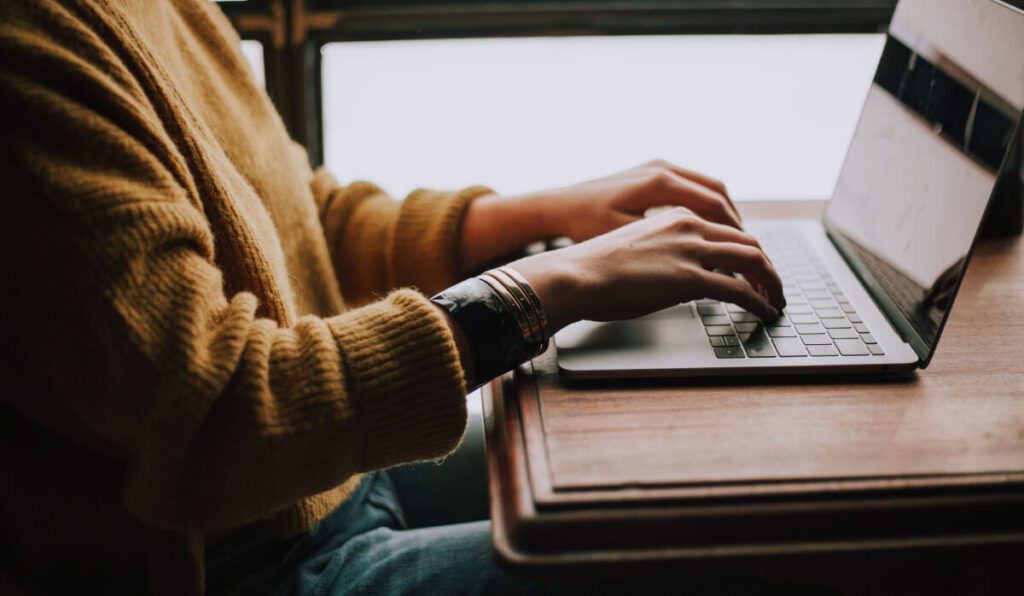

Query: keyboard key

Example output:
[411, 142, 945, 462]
[841, 304, 857, 314]
[799, 282, 826, 291]
[789, 313, 818, 324]
[834, 293, 849, 303]
[848, 313, 863, 323]
[860, 333, 877, 344]
[767, 326, 797, 338]
[868, 344, 885, 355]
[828, 328, 859, 340]
[805, 291, 831, 300]
[835, 338, 869, 356]
[807, 344, 839, 357]
[810, 299, 836, 309]
[795, 323, 825, 335]
[709, 337, 725, 347]
[706, 325, 735, 336]
[853, 323, 870, 333]
[701, 315, 732, 326]
[726, 303, 748, 313]
[730, 312, 761, 323]
[767, 315, 791, 326]
[817, 308, 845, 318]
[773, 337, 807, 357]
[714, 346, 746, 359]
[697, 303, 725, 316]
[742, 332, 777, 357]
[822, 319, 851, 329]
[722, 336, 740, 347]
[802, 335, 834, 345]
[734, 322, 760, 333]
[785, 304, 813, 314]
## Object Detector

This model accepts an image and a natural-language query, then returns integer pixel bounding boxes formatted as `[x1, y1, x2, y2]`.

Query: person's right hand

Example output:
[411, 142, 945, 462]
[510, 207, 785, 332]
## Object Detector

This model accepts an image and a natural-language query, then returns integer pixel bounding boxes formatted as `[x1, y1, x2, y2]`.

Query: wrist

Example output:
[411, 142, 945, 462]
[431, 276, 549, 386]
[460, 192, 559, 274]
[508, 253, 585, 333]
[507, 190, 565, 240]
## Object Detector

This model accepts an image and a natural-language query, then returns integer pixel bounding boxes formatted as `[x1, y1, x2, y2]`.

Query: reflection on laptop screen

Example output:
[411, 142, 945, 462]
[824, 0, 1024, 357]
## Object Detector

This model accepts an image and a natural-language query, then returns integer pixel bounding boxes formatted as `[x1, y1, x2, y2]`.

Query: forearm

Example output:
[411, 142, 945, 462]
[459, 192, 562, 274]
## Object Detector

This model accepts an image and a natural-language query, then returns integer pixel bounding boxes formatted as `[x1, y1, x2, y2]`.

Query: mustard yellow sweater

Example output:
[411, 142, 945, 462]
[0, 1, 490, 593]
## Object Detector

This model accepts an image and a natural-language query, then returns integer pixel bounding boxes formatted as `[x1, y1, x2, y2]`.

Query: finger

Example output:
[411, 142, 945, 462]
[696, 224, 775, 298]
[697, 243, 785, 310]
[693, 269, 779, 321]
[651, 160, 742, 224]
[651, 173, 742, 230]
[697, 219, 763, 251]
[702, 247, 784, 311]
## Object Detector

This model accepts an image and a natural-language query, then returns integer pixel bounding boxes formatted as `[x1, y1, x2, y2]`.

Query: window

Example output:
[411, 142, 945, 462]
[239, 40, 266, 88]
[221, 1, 898, 167]
[322, 34, 884, 201]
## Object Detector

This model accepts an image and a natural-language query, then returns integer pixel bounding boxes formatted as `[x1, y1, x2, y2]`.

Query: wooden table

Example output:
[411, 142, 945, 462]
[482, 200, 1024, 590]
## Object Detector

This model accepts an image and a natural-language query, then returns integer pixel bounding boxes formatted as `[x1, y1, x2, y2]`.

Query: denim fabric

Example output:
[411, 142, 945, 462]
[206, 409, 830, 596]
[280, 471, 556, 595]
[206, 471, 558, 596]
[206, 471, 828, 596]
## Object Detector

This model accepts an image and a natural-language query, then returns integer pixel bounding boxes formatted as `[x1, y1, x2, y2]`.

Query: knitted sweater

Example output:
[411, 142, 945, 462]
[0, 1, 489, 593]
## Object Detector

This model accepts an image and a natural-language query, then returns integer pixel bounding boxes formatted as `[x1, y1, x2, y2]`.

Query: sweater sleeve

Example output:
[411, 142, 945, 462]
[309, 166, 494, 306]
[0, 6, 467, 531]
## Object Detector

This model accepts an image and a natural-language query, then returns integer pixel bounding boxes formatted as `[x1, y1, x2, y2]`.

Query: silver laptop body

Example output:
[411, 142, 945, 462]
[557, 0, 1024, 380]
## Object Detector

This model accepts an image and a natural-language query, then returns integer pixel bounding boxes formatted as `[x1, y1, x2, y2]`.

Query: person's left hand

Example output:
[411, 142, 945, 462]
[460, 159, 744, 274]
[536, 159, 742, 243]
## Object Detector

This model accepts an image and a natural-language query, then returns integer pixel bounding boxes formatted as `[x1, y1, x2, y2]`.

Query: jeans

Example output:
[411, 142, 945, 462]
[205, 400, 828, 596]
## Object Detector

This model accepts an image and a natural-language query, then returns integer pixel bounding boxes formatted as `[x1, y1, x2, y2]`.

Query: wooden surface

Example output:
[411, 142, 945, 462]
[483, 200, 1024, 571]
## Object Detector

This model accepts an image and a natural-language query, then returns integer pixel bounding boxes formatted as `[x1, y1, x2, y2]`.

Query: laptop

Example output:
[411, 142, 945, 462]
[556, 0, 1024, 379]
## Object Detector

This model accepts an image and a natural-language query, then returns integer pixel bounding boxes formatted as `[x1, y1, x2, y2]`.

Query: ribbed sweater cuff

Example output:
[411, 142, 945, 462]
[328, 289, 468, 470]
[392, 186, 494, 294]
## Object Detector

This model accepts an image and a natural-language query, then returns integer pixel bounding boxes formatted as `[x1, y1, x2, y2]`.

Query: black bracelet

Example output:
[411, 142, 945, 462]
[431, 278, 545, 383]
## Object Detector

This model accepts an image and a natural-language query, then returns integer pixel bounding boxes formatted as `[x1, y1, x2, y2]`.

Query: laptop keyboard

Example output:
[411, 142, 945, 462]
[698, 230, 885, 359]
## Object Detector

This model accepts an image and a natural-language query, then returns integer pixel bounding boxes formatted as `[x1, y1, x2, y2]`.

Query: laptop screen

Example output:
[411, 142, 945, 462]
[823, 0, 1024, 365]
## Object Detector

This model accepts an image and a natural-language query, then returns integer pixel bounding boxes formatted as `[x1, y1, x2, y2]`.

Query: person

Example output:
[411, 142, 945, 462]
[0, 1, 785, 594]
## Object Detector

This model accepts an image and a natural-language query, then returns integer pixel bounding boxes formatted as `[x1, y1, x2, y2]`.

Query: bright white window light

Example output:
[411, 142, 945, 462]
[239, 39, 265, 89]
[323, 35, 884, 201]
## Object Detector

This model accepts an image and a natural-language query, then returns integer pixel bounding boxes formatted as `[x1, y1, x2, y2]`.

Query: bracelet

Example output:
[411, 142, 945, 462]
[483, 267, 550, 354]
[496, 266, 550, 341]
[482, 270, 542, 344]
[477, 273, 536, 344]
[430, 278, 535, 383]
[430, 269, 551, 383]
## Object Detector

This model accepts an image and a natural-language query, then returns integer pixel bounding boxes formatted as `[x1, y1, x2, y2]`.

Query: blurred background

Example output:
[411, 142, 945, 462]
[217, 0, 901, 201]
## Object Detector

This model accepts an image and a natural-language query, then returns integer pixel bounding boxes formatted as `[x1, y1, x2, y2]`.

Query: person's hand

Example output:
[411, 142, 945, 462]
[510, 207, 784, 332]
[459, 160, 742, 273]
[538, 159, 742, 243]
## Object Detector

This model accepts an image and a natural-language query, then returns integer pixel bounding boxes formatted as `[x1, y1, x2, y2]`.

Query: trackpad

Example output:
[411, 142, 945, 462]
[556, 304, 696, 351]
